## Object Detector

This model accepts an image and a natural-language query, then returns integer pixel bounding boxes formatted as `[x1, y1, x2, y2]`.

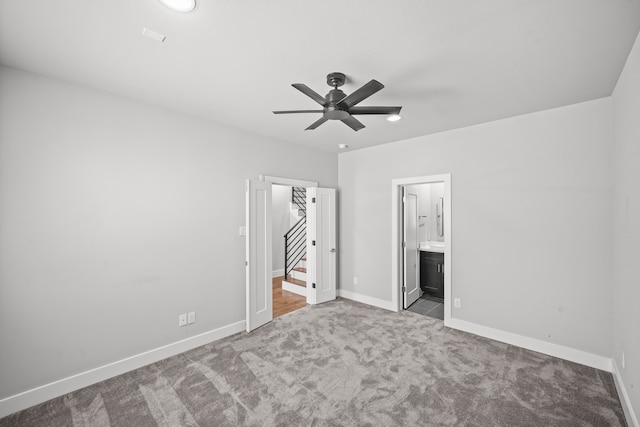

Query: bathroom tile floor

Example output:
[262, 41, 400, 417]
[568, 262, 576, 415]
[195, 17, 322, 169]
[407, 294, 444, 320]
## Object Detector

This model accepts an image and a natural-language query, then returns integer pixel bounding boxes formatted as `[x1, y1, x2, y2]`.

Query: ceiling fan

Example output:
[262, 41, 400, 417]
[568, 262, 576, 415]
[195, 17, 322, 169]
[273, 72, 402, 131]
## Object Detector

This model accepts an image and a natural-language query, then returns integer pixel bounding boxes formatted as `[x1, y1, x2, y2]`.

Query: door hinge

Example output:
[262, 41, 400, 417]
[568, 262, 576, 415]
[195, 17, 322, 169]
[312, 283, 316, 289]
[245, 261, 248, 266]
[402, 286, 407, 292]
[312, 197, 316, 203]
[402, 241, 406, 248]
[312, 240, 316, 246]
[402, 196, 406, 203]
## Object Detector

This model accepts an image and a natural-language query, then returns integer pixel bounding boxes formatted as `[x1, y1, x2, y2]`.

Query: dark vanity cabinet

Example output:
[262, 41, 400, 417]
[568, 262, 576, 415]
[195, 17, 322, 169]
[420, 251, 444, 299]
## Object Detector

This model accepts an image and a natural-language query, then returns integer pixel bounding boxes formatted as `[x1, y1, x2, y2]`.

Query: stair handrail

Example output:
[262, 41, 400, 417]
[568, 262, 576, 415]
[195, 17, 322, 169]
[292, 187, 306, 214]
[284, 186, 307, 279]
[284, 215, 306, 278]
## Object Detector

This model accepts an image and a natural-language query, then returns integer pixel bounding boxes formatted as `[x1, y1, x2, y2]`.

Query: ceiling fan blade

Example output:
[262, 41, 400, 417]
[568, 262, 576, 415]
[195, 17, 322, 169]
[292, 84, 326, 106]
[273, 110, 324, 114]
[349, 106, 402, 115]
[305, 116, 329, 130]
[341, 115, 365, 131]
[339, 80, 384, 109]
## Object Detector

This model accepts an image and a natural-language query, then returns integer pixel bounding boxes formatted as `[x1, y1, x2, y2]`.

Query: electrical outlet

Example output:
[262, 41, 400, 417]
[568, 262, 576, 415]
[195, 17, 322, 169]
[353, 276, 358, 285]
[454, 298, 461, 308]
[188, 311, 196, 324]
[178, 314, 187, 327]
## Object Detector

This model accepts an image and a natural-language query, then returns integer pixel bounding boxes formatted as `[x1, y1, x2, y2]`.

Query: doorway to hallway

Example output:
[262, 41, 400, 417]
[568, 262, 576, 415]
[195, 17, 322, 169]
[245, 176, 337, 332]
[271, 184, 307, 317]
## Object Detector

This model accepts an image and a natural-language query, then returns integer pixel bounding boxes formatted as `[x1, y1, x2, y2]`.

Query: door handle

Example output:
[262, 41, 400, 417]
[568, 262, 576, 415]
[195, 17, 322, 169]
[330, 248, 336, 253]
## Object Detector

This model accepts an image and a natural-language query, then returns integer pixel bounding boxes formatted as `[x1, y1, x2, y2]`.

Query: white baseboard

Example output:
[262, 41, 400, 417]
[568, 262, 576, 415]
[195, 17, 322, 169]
[336, 292, 615, 374]
[447, 317, 637, 425]
[612, 359, 639, 427]
[446, 318, 612, 372]
[272, 269, 284, 278]
[337, 289, 396, 311]
[282, 280, 306, 297]
[0, 320, 246, 419]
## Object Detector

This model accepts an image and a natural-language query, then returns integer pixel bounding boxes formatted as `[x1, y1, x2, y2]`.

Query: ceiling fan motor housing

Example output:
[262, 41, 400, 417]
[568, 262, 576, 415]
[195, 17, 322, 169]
[325, 89, 349, 119]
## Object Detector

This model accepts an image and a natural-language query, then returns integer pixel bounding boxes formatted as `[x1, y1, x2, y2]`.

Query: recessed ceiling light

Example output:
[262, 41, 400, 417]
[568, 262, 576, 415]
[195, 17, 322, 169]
[386, 114, 402, 122]
[338, 144, 349, 149]
[157, 0, 196, 12]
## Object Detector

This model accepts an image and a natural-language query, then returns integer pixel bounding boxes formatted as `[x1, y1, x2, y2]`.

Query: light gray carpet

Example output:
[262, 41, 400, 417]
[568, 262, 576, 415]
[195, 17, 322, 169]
[0, 298, 626, 426]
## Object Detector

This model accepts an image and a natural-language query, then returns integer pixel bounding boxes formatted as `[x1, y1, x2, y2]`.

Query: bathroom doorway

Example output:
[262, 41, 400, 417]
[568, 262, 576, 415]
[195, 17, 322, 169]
[403, 182, 446, 319]
[391, 174, 452, 326]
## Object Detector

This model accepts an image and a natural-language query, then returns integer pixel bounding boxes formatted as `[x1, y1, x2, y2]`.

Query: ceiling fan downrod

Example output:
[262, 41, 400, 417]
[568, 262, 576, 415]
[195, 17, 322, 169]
[326, 72, 346, 89]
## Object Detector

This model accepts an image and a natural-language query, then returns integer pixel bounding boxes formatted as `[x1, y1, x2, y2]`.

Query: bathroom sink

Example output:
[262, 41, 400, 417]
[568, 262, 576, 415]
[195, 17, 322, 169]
[419, 241, 444, 248]
[418, 241, 445, 252]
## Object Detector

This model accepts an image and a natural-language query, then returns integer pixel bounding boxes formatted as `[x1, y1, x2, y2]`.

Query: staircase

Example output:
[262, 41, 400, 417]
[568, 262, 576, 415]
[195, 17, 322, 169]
[282, 187, 307, 296]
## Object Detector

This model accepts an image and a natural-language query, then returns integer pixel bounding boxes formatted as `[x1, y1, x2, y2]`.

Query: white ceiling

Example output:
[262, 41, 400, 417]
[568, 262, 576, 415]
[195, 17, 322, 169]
[1, 1, 639, 153]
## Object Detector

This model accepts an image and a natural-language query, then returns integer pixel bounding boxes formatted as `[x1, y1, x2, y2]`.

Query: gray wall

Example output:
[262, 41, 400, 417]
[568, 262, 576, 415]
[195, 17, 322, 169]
[0, 66, 337, 399]
[612, 30, 640, 417]
[338, 97, 613, 357]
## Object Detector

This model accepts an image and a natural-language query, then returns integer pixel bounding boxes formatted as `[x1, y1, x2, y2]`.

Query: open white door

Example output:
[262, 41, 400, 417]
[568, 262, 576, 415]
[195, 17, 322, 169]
[245, 179, 272, 332]
[306, 187, 336, 305]
[403, 188, 420, 308]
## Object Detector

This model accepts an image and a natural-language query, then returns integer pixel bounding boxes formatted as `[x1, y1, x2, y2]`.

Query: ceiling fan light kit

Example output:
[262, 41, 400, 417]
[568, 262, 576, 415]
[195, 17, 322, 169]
[273, 72, 403, 131]
[157, 0, 196, 12]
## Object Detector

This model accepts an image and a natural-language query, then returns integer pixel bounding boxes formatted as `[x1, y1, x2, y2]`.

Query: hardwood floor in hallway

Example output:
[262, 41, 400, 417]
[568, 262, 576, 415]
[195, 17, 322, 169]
[273, 276, 306, 318]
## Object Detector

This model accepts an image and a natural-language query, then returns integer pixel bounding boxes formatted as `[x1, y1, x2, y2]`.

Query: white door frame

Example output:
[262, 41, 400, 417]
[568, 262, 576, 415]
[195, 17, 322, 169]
[391, 174, 452, 325]
[261, 175, 318, 189]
